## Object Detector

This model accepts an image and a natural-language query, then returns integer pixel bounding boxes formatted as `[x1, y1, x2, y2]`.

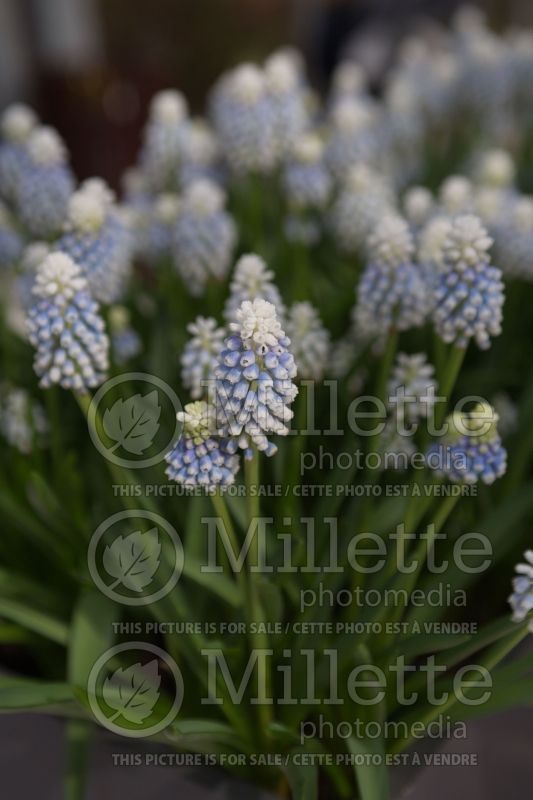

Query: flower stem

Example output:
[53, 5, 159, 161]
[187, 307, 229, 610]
[435, 343, 466, 429]
[74, 392, 158, 515]
[243, 449, 272, 740]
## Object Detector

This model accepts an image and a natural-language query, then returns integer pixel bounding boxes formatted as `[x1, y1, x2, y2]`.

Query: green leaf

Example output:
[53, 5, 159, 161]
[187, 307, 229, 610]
[284, 749, 318, 800]
[0, 677, 74, 710]
[68, 589, 119, 687]
[348, 737, 389, 800]
[0, 597, 68, 644]
[65, 719, 93, 800]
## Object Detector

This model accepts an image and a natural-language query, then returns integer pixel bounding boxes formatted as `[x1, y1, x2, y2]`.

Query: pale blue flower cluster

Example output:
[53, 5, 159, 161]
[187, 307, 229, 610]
[387, 352, 437, 423]
[0, 104, 38, 203]
[224, 254, 284, 325]
[354, 214, 428, 336]
[27, 252, 109, 392]
[211, 64, 278, 176]
[0, 385, 47, 454]
[181, 316, 226, 400]
[431, 214, 504, 349]
[172, 179, 236, 295]
[283, 134, 331, 244]
[286, 302, 330, 381]
[0, 201, 23, 268]
[165, 401, 240, 488]
[211, 51, 308, 176]
[508, 550, 533, 632]
[57, 181, 133, 304]
[427, 403, 507, 484]
[214, 297, 298, 456]
[109, 306, 142, 365]
[325, 97, 383, 180]
[330, 164, 395, 255]
[15, 126, 74, 238]
[140, 90, 189, 191]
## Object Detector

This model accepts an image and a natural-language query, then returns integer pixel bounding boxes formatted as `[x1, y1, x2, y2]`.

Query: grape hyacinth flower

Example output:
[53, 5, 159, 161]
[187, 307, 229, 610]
[214, 298, 298, 456]
[165, 401, 240, 488]
[0, 201, 23, 268]
[0, 103, 38, 202]
[325, 97, 382, 180]
[27, 252, 109, 392]
[109, 306, 142, 365]
[173, 179, 236, 296]
[181, 316, 226, 400]
[286, 302, 330, 381]
[140, 90, 189, 192]
[15, 126, 74, 237]
[427, 402, 507, 485]
[179, 119, 220, 188]
[353, 214, 429, 336]
[211, 64, 277, 175]
[508, 551, 533, 632]
[474, 148, 515, 189]
[330, 164, 395, 255]
[387, 352, 437, 423]
[403, 186, 434, 229]
[283, 134, 331, 244]
[438, 176, 474, 215]
[0, 386, 47, 454]
[432, 214, 504, 349]
[143, 193, 180, 263]
[264, 51, 309, 159]
[224, 253, 284, 325]
[57, 182, 133, 304]
[491, 196, 533, 280]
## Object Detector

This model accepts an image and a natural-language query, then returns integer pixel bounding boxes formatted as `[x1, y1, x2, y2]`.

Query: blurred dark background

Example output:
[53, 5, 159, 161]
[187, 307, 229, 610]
[2, 0, 533, 188]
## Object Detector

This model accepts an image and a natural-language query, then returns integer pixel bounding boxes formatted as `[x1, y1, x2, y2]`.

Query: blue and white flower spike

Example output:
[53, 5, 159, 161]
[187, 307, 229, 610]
[286, 302, 330, 382]
[0, 386, 48, 454]
[172, 179, 236, 296]
[427, 402, 507, 485]
[181, 316, 226, 400]
[165, 401, 240, 488]
[224, 253, 285, 325]
[143, 193, 180, 263]
[57, 181, 133, 304]
[387, 352, 437, 423]
[354, 213, 429, 336]
[0, 201, 23, 268]
[0, 104, 38, 203]
[432, 214, 504, 350]
[109, 306, 142, 366]
[27, 252, 109, 392]
[140, 90, 189, 192]
[330, 164, 395, 255]
[264, 50, 309, 160]
[509, 551, 533, 633]
[15, 126, 74, 237]
[403, 186, 435, 229]
[211, 64, 278, 176]
[215, 298, 298, 457]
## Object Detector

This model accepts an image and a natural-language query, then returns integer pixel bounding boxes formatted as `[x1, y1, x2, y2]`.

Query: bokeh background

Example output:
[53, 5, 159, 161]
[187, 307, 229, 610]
[2, 0, 533, 189]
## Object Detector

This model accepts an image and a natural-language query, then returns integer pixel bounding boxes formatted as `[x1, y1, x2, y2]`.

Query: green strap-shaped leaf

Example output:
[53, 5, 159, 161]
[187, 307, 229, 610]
[348, 736, 389, 800]
[0, 677, 74, 710]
